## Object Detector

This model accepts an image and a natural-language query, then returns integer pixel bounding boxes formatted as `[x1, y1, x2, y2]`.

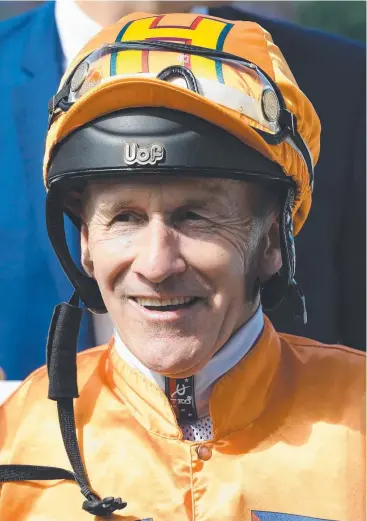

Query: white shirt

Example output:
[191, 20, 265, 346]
[55, 0, 102, 70]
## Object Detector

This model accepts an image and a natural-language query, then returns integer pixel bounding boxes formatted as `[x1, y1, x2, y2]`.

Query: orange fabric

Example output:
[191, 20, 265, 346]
[43, 12, 321, 236]
[0, 318, 365, 521]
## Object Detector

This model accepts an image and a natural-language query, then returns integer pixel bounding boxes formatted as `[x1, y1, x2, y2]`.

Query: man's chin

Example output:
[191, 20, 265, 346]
[138, 349, 211, 378]
[114, 320, 219, 376]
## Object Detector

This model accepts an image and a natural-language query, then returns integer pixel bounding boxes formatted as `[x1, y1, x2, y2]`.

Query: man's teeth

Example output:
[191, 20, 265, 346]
[134, 297, 195, 307]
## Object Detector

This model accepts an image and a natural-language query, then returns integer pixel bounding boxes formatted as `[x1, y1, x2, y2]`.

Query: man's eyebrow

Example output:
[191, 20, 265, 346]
[97, 196, 222, 214]
[175, 197, 223, 211]
[96, 199, 134, 216]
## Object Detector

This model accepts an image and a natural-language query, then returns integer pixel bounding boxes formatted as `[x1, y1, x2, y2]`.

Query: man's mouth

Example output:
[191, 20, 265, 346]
[130, 296, 198, 311]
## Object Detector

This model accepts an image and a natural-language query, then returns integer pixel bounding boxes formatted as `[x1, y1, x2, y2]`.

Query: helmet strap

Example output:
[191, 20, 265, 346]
[261, 187, 307, 325]
[0, 293, 127, 517]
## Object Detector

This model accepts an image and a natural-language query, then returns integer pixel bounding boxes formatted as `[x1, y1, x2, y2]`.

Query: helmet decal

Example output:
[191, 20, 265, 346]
[124, 143, 165, 166]
[111, 15, 234, 82]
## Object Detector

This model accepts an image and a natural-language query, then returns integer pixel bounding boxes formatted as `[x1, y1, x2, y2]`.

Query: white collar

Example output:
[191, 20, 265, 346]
[114, 306, 264, 418]
[191, 4, 249, 14]
[55, 0, 102, 70]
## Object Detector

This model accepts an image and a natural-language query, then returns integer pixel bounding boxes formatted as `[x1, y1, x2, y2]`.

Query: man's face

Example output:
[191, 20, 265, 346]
[81, 176, 280, 377]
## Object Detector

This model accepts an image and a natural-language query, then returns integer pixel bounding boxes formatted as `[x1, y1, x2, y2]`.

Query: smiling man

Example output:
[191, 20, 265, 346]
[0, 12, 365, 521]
[81, 176, 273, 378]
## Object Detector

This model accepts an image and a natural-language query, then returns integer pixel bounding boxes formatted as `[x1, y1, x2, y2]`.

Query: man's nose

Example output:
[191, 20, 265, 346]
[131, 219, 186, 284]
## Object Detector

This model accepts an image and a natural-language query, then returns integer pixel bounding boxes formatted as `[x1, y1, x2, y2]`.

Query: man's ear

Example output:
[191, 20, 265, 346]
[80, 223, 94, 278]
[257, 220, 282, 282]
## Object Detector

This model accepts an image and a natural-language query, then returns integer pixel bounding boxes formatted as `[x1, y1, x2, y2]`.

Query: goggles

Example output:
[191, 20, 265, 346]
[48, 41, 313, 186]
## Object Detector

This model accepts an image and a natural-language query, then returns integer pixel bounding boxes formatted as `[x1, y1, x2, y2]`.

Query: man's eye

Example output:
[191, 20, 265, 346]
[184, 211, 203, 221]
[176, 210, 214, 232]
[114, 212, 143, 224]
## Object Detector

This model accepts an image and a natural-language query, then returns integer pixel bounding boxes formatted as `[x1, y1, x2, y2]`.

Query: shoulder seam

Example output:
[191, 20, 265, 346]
[287, 341, 366, 357]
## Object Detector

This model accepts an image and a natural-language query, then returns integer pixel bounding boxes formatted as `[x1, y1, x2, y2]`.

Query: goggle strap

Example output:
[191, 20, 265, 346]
[253, 116, 314, 188]
[48, 40, 287, 123]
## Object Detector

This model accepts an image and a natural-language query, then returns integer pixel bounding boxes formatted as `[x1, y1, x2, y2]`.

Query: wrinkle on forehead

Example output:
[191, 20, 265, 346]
[82, 176, 255, 221]
[85, 175, 239, 197]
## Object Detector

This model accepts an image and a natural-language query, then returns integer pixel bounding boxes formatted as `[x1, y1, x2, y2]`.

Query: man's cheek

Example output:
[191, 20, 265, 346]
[92, 236, 132, 270]
[91, 248, 120, 292]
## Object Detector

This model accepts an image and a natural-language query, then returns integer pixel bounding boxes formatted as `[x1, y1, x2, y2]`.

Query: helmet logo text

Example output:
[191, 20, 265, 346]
[124, 143, 165, 166]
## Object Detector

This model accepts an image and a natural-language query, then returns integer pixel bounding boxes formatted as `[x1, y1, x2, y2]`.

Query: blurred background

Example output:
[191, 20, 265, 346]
[1, 0, 365, 42]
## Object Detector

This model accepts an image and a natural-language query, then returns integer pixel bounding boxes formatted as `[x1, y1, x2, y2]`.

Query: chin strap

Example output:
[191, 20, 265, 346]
[0, 292, 126, 517]
[261, 185, 307, 325]
[287, 279, 307, 324]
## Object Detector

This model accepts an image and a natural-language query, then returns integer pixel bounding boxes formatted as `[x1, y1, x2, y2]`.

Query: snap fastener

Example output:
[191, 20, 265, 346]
[71, 62, 89, 93]
[197, 445, 212, 461]
[262, 87, 280, 122]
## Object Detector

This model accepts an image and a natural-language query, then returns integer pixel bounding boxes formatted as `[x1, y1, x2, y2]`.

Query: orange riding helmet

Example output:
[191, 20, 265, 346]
[44, 12, 320, 318]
